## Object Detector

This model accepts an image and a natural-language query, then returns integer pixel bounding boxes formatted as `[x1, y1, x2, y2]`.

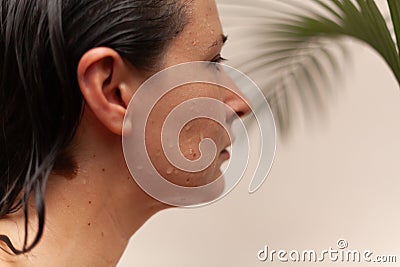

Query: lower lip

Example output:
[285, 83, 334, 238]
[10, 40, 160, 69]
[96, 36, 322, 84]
[219, 149, 230, 160]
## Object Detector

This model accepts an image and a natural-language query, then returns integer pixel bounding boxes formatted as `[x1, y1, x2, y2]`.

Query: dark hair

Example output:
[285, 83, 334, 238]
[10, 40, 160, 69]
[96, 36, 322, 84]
[0, 0, 189, 255]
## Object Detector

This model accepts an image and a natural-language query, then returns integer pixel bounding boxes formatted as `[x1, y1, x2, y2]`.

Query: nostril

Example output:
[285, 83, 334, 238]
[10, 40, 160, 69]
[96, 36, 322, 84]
[236, 111, 245, 118]
[226, 110, 246, 125]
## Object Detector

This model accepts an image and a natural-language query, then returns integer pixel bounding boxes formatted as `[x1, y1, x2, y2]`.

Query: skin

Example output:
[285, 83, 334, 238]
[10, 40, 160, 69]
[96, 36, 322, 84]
[0, 0, 250, 266]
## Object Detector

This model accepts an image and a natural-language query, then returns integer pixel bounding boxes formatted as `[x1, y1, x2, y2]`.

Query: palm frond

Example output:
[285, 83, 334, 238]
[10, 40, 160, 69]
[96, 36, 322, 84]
[388, 0, 400, 53]
[219, 0, 400, 137]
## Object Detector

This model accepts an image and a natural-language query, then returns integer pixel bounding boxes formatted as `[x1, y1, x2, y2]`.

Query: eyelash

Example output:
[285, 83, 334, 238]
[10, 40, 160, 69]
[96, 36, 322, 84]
[211, 54, 227, 63]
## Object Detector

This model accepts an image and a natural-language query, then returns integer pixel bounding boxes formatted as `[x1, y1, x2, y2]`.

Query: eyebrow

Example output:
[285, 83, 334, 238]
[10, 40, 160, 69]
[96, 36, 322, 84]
[209, 34, 228, 49]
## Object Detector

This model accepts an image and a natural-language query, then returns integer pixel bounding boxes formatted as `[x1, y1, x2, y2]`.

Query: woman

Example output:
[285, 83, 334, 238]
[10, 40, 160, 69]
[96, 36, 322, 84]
[0, 0, 249, 265]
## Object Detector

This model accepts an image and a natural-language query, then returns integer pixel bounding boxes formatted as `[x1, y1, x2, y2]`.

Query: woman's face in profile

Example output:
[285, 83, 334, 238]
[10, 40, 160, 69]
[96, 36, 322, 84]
[134, 0, 249, 191]
[0, 0, 251, 263]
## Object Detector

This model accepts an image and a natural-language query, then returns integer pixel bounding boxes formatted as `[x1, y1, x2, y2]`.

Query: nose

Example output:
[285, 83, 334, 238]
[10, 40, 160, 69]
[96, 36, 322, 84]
[226, 91, 251, 117]
[224, 87, 251, 123]
[216, 67, 251, 123]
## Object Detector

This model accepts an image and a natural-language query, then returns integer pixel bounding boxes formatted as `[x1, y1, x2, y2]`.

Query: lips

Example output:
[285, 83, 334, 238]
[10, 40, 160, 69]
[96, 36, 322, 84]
[219, 136, 232, 159]
[219, 148, 230, 160]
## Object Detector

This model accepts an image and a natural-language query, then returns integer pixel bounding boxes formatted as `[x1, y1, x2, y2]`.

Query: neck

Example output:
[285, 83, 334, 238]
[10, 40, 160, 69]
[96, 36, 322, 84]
[1, 116, 168, 266]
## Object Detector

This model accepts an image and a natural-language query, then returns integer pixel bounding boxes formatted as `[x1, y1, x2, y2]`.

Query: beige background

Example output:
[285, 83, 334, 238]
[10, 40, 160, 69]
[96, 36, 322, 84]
[118, 1, 400, 266]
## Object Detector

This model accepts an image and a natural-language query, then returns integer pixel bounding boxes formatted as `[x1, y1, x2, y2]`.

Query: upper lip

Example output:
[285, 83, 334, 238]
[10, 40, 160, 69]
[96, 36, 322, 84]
[220, 130, 234, 152]
[225, 135, 235, 148]
[222, 141, 232, 152]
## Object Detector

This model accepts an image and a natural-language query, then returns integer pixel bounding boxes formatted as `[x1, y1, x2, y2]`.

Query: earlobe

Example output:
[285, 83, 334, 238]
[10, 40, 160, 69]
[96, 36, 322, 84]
[77, 48, 127, 136]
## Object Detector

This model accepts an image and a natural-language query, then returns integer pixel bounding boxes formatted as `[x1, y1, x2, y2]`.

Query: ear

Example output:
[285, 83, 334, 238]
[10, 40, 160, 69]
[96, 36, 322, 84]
[77, 47, 137, 135]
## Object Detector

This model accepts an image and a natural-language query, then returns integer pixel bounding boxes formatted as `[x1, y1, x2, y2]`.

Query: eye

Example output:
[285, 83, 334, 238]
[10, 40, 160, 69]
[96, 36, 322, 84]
[209, 54, 227, 71]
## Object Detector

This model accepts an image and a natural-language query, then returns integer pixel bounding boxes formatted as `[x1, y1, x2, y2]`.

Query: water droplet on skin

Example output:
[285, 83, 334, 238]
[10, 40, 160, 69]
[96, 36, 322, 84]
[189, 148, 193, 155]
[167, 168, 173, 175]
[82, 179, 87, 185]
[185, 125, 191, 131]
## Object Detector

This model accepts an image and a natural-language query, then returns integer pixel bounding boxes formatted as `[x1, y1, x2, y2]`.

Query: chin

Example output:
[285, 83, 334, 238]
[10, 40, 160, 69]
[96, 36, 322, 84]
[198, 175, 225, 204]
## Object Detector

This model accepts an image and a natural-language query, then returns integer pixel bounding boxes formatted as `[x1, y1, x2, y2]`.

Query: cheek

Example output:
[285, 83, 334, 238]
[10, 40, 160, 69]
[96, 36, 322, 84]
[145, 119, 223, 187]
[143, 88, 227, 187]
[179, 118, 225, 157]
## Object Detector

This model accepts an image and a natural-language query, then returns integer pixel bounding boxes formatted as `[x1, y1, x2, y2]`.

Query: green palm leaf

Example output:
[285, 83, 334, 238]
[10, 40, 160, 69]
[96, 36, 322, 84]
[220, 0, 400, 137]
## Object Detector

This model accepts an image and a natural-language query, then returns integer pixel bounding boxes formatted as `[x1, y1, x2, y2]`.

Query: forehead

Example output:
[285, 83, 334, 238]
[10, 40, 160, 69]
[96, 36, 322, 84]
[162, 0, 223, 64]
[186, 0, 222, 33]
